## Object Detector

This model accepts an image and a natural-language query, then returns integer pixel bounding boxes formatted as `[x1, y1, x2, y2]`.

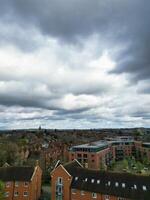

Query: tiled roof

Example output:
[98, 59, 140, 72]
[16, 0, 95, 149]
[64, 161, 150, 200]
[0, 166, 34, 181]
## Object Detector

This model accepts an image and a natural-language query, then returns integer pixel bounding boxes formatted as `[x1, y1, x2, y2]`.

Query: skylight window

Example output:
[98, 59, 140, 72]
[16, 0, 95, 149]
[143, 186, 147, 191]
[91, 179, 95, 183]
[134, 184, 137, 190]
[108, 181, 111, 186]
[115, 182, 119, 187]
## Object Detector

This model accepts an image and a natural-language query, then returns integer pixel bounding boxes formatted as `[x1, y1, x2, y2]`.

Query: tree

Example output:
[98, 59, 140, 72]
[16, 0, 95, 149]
[122, 159, 128, 170]
[0, 181, 4, 200]
[0, 142, 20, 166]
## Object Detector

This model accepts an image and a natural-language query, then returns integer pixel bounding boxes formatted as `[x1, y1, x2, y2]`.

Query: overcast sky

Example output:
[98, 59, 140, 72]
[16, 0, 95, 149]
[0, 0, 150, 129]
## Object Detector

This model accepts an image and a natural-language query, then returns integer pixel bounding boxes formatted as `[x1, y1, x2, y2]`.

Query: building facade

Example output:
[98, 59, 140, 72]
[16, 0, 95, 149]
[69, 137, 150, 169]
[51, 160, 150, 200]
[0, 164, 42, 200]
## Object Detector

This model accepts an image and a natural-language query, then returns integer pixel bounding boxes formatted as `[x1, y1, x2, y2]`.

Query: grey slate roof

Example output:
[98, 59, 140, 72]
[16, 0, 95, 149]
[0, 166, 34, 182]
[64, 160, 150, 200]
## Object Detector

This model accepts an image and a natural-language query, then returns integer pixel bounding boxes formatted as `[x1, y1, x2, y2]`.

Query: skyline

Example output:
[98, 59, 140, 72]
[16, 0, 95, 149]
[0, 0, 150, 129]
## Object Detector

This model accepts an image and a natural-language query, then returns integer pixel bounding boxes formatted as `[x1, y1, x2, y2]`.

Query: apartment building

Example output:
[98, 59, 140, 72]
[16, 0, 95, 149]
[69, 137, 150, 169]
[51, 160, 150, 200]
[69, 141, 111, 169]
[0, 164, 42, 200]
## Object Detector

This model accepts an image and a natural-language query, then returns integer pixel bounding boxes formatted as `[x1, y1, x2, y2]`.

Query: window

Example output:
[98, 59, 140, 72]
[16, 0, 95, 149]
[83, 154, 87, 158]
[77, 153, 82, 157]
[97, 180, 100, 184]
[108, 181, 111, 186]
[92, 192, 97, 198]
[24, 182, 28, 187]
[23, 191, 28, 196]
[58, 177, 62, 184]
[6, 182, 10, 188]
[85, 178, 88, 182]
[72, 189, 76, 194]
[81, 190, 85, 195]
[143, 185, 147, 191]
[134, 184, 137, 190]
[57, 186, 62, 194]
[75, 177, 78, 181]
[91, 179, 95, 183]
[5, 192, 9, 197]
[122, 183, 125, 188]
[115, 182, 119, 187]
[104, 195, 110, 200]
[15, 181, 19, 187]
[14, 191, 19, 197]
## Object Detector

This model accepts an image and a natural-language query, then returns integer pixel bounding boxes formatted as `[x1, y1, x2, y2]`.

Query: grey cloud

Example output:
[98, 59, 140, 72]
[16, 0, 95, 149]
[0, 0, 149, 84]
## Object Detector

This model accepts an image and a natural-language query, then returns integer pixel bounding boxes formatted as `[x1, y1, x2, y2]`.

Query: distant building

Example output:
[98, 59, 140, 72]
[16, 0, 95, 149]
[0, 164, 42, 200]
[69, 140, 111, 169]
[69, 137, 150, 169]
[51, 160, 150, 200]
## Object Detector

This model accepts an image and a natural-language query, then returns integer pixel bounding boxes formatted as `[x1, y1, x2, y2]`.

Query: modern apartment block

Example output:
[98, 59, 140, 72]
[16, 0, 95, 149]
[0, 164, 42, 200]
[51, 160, 150, 200]
[69, 136, 150, 169]
[69, 140, 111, 169]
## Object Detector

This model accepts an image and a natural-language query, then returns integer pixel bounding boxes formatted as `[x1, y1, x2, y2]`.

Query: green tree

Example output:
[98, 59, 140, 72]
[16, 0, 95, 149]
[0, 181, 4, 200]
[122, 159, 128, 170]
[0, 142, 20, 166]
[136, 161, 143, 172]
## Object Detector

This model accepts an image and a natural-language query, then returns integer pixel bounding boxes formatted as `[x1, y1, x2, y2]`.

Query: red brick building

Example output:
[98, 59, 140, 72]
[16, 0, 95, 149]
[69, 137, 150, 169]
[69, 141, 111, 169]
[51, 160, 150, 200]
[0, 164, 42, 200]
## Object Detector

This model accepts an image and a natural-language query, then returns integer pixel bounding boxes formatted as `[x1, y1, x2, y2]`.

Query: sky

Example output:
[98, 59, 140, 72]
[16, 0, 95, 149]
[0, 0, 150, 129]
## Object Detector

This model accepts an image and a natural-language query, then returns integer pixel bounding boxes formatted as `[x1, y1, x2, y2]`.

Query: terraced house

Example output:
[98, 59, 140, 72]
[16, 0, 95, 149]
[51, 160, 150, 200]
[0, 163, 42, 200]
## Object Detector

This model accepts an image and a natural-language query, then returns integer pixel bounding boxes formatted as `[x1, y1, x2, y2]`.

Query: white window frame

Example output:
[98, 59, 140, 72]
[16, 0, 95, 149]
[104, 195, 110, 200]
[14, 191, 19, 197]
[23, 191, 28, 197]
[72, 189, 76, 194]
[24, 182, 29, 187]
[58, 177, 62, 184]
[5, 192, 9, 197]
[15, 181, 19, 187]
[81, 190, 85, 195]
[6, 182, 11, 188]
[92, 192, 97, 198]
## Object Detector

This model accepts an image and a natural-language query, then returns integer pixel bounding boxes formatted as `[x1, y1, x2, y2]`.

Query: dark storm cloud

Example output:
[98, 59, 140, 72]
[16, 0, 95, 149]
[0, 95, 44, 108]
[0, 0, 150, 83]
